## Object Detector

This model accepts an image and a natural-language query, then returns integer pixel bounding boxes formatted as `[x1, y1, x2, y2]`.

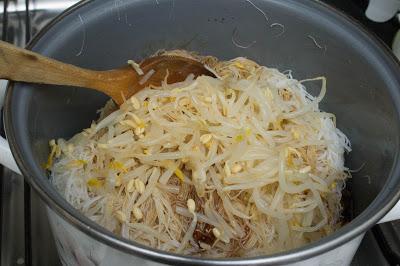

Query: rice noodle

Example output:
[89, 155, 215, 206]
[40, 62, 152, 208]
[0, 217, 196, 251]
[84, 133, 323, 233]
[49, 50, 350, 258]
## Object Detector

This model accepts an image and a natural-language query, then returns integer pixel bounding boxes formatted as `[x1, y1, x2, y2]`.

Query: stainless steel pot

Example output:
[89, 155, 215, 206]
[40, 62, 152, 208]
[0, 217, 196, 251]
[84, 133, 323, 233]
[2, 0, 400, 265]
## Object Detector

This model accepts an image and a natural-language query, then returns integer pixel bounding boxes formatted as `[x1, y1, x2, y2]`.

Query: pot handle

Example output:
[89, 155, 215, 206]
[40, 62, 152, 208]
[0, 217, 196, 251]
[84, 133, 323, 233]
[0, 80, 21, 174]
[379, 201, 400, 223]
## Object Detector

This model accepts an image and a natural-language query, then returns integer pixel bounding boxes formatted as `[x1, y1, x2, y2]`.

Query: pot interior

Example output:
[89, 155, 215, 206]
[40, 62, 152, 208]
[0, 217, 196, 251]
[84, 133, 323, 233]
[6, 0, 400, 260]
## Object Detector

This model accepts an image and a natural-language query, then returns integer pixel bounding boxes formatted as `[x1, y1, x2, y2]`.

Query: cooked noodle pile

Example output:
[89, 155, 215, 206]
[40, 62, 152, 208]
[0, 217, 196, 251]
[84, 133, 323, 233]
[48, 51, 351, 257]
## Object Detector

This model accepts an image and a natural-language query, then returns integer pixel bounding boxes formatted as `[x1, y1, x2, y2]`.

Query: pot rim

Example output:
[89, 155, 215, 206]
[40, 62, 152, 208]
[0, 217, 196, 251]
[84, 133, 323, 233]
[4, 0, 400, 265]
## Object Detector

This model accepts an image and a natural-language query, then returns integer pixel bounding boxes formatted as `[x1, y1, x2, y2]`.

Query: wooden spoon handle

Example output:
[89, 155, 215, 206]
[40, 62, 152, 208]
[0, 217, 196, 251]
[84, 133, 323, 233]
[0, 40, 108, 92]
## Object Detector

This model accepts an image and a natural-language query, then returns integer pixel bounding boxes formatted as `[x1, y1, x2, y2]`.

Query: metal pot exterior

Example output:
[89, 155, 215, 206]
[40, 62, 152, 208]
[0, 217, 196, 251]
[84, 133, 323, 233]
[47, 207, 363, 266]
[4, 0, 400, 265]
[47, 208, 165, 266]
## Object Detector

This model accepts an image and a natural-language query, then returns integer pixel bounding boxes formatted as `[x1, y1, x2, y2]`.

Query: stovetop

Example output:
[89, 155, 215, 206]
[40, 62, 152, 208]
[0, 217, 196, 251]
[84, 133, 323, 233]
[1, 0, 400, 265]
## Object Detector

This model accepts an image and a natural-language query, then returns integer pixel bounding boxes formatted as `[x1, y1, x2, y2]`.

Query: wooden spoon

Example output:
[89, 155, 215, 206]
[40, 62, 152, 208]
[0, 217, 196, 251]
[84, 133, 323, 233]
[0, 40, 214, 105]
